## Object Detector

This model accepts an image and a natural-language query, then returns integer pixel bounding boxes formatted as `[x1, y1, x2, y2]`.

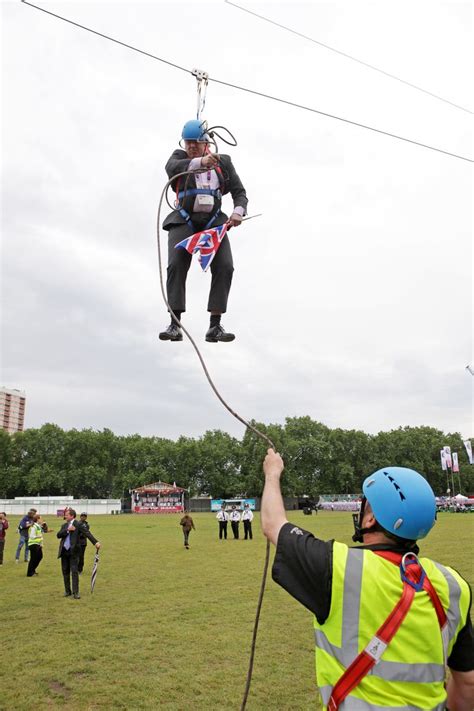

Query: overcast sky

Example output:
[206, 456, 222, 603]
[1, 0, 473, 442]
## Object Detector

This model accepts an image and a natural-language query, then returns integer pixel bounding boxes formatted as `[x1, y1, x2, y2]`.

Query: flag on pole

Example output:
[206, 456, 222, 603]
[442, 446, 452, 469]
[440, 450, 447, 471]
[452, 452, 459, 473]
[90, 551, 100, 594]
[175, 222, 230, 272]
[463, 440, 473, 465]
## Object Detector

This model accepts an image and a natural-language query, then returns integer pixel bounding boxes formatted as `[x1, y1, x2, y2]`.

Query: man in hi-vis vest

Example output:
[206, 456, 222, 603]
[261, 449, 474, 711]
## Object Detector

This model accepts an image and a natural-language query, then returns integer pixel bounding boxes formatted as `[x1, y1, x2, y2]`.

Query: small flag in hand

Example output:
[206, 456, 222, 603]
[91, 551, 100, 594]
[175, 222, 229, 272]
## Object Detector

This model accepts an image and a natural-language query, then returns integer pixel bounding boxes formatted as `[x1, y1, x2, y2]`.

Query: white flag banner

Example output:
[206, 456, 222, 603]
[440, 450, 447, 471]
[463, 440, 473, 465]
[452, 452, 459, 473]
[443, 446, 452, 468]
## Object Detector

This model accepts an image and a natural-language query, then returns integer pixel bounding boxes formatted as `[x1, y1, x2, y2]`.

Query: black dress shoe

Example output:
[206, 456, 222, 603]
[159, 323, 183, 341]
[73, 593, 81, 599]
[205, 324, 235, 343]
[64, 592, 72, 597]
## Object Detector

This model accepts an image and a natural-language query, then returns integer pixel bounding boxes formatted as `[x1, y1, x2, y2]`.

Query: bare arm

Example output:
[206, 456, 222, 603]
[261, 449, 288, 546]
[447, 669, 474, 710]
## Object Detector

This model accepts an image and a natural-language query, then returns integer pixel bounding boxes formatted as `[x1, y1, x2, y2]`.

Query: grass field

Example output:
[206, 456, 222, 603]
[1, 511, 473, 711]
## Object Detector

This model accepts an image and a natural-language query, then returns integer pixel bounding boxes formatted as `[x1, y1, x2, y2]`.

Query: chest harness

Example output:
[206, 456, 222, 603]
[327, 551, 448, 711]
[174, 164, 226, 232]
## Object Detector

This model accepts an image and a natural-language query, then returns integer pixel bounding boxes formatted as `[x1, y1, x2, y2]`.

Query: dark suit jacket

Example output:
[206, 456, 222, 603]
[57, 520, 98, 557]
[162, 150, 248, 231]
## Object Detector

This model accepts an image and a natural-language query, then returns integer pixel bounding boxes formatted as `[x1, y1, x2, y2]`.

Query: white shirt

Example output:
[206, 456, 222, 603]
[216, 510, 229, 522]
[230, 510, 241, 522]
[241, 509, 254, 522]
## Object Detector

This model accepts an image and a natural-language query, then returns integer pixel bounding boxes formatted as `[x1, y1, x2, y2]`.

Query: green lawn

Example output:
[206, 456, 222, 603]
[1, 511, 472, 710]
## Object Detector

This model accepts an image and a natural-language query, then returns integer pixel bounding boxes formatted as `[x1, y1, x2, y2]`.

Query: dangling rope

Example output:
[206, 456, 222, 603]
[156, 169, 272, 710]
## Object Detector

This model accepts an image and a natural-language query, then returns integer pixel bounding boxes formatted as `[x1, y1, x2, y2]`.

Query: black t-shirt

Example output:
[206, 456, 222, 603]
[272, 522, 474, 672]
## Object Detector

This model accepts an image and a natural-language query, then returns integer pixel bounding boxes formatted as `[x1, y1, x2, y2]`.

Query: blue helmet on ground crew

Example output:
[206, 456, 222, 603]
[362, 466, 436, 541]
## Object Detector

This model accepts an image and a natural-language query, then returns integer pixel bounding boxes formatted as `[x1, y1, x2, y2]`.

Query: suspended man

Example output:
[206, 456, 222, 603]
[159, 119, 248, 343]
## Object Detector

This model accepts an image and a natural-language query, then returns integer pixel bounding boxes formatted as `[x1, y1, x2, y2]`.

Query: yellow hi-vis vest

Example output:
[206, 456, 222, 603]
[314, 542, 470, 710]
[28, 522, 43, 547]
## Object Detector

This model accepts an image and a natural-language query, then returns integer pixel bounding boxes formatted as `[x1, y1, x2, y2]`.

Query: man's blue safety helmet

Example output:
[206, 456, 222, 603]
[353, 467, 436, 543]
[181, 119, 210, 142]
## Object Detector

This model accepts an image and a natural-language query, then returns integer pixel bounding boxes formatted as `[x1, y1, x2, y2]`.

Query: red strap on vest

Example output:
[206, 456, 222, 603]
[326, 552, 447, 711]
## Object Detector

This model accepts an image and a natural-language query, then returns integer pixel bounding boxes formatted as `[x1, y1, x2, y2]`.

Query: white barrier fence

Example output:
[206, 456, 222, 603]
[0, 496, 122, 516]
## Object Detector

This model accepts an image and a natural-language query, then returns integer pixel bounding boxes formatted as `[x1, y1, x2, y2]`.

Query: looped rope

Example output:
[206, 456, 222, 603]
[156, 168, 273, 710]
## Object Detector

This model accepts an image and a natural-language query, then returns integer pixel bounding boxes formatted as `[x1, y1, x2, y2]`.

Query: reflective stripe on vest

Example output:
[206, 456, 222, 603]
[318, 688, 446, 711]
[314, 543, 470, 710]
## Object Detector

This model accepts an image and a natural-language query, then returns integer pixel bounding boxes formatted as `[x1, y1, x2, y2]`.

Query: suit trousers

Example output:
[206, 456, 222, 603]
[27, 545, 43, 576]
[218, 521, 228, 540]
[231, 521, 240, 539]
[61, 550, 80, 594]
[0, 539, 4, 564]
[166, 223, 234, 314]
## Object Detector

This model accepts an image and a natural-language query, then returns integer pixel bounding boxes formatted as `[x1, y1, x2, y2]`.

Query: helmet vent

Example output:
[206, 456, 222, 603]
[393, 518, 403, 530]
[383, 471, 406, 502]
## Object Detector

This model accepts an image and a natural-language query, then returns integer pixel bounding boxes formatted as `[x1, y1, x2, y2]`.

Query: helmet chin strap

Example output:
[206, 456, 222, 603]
[352, 497, 381, 542]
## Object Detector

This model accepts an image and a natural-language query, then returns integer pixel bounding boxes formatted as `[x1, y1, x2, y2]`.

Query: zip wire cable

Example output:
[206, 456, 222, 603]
[224, 0, 473, 116]
[21, 0, 473, 163]
[156, 169, 273, 709]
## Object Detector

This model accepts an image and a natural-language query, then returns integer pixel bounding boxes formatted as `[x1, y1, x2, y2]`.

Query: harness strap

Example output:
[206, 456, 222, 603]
[326, 552, 447, 711]
[177, 188, 221, 199]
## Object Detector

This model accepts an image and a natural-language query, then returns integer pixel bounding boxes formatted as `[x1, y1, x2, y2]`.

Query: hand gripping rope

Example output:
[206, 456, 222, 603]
[156, 168, 272, 711]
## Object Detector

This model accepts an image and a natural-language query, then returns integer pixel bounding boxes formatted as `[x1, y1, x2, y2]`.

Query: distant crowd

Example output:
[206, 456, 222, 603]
[0, 508, 100, 599]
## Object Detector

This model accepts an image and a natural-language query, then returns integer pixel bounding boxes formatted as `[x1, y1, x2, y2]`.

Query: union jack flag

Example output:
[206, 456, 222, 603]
[175, 222, 229, 272]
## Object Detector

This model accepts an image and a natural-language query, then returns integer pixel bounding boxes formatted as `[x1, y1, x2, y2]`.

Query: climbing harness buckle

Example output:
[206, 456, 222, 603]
[400, 552, 426, 592]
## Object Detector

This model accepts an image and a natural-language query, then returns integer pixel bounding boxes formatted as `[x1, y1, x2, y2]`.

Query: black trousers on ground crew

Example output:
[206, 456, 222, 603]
[166, 223, 234, 314]
[26, 545, 43, 576]
[219, 521, 228, 539]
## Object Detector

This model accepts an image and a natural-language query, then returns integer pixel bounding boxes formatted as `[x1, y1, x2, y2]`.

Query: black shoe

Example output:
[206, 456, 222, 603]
[73, 593, 81, 599]
[64, 592, 72, 597]
[159, 323, 183, 341]
[205, 324, 235, 343]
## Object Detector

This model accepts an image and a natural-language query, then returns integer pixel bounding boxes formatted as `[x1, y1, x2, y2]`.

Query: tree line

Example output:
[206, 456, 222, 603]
[0, 417, 472, 500]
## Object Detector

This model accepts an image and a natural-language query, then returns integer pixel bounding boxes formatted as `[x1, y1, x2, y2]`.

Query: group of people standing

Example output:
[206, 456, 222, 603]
[2, 507, 100, 599]
[216, 503, 254, 540]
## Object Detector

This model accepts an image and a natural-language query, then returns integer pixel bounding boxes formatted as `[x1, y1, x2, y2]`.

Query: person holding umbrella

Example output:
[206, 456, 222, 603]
[57, 509, 101, 599]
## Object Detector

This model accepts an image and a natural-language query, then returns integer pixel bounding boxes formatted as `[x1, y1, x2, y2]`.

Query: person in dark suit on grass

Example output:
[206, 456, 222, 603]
[57, 508, 101, 599]
[159, 118, 248, 344]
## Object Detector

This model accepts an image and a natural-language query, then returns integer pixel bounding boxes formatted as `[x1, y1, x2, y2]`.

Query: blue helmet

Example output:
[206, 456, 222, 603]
[363, 467, 436, 540]
[181, 119, 210, 142]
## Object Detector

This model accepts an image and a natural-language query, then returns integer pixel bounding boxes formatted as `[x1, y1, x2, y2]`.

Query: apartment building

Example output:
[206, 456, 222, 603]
[0, 387, 26, 433]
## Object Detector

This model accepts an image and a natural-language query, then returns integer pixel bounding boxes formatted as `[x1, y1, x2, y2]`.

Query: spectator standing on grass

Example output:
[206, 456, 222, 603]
[261, 449, 474, 711]
[230, 505, 241, 540]
[216, 505, 229, 540]
[26, 514, 45, 577]
[77, 512, 90, 574]
[241, 503, 254, 540]
[0, 512, 9, 565]
[15, 509, 36, 563]
[57, 508, 101, 599]
[179, 512, 195, 549]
